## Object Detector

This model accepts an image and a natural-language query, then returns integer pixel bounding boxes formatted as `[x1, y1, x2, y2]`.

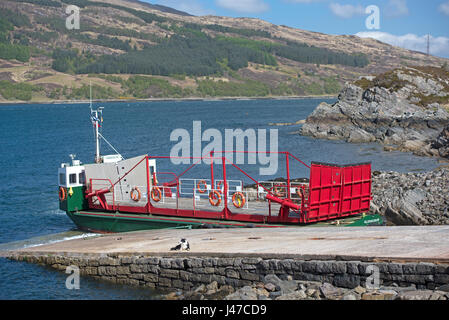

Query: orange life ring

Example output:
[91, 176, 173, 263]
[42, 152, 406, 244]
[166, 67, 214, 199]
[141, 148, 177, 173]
[209, 190, 221, 206]
[130, 187, 141, 202]
[197, 180, 207, 194]
[59, 187, 67, 201]
[232, 192, 246, 208]
[151, 186, 162, 202]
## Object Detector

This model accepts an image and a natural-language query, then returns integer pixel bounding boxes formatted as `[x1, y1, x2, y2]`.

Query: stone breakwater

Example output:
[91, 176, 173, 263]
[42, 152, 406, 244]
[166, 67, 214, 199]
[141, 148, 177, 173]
[7, 253, 449, 300]
[371, 168, 449, 225]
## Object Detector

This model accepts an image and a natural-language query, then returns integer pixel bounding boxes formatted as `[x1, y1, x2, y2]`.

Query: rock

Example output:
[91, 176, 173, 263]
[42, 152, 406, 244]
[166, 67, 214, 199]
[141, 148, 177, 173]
[431, 124, 449, 158]
[206, 281, 218, 293]
[264, 283, 276, 292]
[353, 286, 367, 294]
[263, 274, 297, 294]
[430, 292, 443, 300]
[392, 285, 417, 292]
[361, 292, 387, 300]
[165, 292, 179, 300]
[370, 202, 380, 215]
[263, 274, 282, 286]
[301, 67, 449, 158]
[194, 284, 206, 293]
[205, 285, 235, 300]
[319, 283, 342, 300]
[256, 288, 269, 298]
[384, 198, 427, 226]
[275, 290, 307, 300]
[397, 290, 435, 300]
[269, 291, 283, 299]
[224, 286, 258, 300]
[297, 280, 322, 290]
[347, 128, 375, 143]
[373, 168, 448, 225]
[342, 294, 357, 300]
[378, 290, 398, 300]
[277, 280, 299, 294]
[306, 288, 316, 297]
[438, 284, 449, 292]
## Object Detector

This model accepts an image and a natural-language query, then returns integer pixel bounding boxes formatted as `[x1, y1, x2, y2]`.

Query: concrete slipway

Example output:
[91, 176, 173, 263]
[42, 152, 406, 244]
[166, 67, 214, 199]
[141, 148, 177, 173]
[7, 226, 449, 263]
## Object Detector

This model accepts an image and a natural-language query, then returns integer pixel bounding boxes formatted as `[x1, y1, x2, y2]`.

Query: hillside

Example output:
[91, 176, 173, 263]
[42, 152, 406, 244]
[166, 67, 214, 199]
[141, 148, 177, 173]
[0, 0, 448, 103]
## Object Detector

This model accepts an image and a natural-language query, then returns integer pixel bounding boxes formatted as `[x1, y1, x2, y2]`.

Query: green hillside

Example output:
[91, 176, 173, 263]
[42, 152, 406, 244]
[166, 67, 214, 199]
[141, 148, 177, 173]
[0, 0, 446, 102]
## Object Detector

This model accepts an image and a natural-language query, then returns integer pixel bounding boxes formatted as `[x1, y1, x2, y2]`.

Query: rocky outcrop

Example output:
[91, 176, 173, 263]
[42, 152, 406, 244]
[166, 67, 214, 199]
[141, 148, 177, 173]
[301, 66, 449, 158]
[371, 168, 449, 225]
[432, 124, 449, 158]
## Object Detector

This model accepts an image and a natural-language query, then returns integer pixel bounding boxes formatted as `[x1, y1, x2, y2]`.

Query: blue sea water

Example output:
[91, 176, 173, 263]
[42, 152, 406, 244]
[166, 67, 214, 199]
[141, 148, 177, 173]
[0, 98, 441, 299]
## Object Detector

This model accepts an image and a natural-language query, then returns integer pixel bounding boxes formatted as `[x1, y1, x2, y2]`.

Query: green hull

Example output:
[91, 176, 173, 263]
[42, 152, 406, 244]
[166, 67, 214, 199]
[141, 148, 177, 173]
[67, 211, 384, 233]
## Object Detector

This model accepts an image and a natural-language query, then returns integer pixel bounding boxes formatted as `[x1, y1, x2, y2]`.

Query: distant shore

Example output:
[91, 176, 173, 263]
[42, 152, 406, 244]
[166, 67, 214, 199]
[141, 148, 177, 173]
[0, 95, 337, 106]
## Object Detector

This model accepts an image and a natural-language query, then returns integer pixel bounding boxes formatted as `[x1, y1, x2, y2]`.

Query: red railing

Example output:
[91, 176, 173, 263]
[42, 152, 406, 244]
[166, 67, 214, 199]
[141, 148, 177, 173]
[84, 151, 371, 225]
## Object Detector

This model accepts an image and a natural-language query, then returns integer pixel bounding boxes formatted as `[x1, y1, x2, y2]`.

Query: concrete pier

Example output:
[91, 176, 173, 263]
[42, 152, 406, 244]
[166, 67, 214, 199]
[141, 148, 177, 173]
[9, 226, 449, 261]
[5, 226, 449, 293]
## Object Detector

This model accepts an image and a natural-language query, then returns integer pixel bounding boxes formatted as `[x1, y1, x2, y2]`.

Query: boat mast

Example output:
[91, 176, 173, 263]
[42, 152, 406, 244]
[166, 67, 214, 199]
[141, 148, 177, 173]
[90, 83, 103, 163]
[94, 109, 100, 163]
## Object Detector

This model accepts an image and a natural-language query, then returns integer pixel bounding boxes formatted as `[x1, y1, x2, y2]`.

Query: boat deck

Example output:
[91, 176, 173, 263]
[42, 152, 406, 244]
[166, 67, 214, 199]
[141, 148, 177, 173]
[149, 196, 285, 217]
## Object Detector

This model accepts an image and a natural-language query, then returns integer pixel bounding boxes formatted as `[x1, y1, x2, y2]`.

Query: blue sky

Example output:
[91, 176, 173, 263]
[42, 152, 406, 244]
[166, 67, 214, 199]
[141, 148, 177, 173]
[147, 0, 449, 58]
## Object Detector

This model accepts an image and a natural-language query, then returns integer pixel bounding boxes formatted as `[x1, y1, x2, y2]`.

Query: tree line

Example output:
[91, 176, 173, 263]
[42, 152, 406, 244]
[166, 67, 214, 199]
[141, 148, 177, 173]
[52, 32, 279, 75]
[51, 30, 369, 76]
[0, 8, 30, 62]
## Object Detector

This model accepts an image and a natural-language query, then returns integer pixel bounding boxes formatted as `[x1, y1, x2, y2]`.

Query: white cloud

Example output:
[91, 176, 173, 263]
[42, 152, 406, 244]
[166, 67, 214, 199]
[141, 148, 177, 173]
[356, 31, 449, 59]
[329, 3, 364, 19]
[439, 1, 449, 16]
[215, 0, 269, 13]
[386, 0, 409, 17]
[156, 0, 215, 16]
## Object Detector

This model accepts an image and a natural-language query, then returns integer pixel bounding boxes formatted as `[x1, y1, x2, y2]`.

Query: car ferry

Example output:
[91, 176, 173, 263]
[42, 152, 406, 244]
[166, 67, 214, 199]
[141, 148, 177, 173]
[58, 105, 383, 233]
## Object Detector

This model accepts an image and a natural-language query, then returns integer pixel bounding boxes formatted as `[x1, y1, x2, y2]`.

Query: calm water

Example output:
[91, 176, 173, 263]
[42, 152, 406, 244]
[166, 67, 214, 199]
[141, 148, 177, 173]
[0, 98, 440, 299]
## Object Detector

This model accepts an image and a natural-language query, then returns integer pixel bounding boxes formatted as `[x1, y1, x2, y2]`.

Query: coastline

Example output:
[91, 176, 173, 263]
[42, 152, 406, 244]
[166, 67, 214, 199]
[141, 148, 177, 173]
[0, 94, 337, 106]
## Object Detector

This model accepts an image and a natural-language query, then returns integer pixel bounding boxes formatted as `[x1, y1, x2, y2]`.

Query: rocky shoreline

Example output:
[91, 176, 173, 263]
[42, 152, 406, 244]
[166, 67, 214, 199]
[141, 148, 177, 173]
[245, 167, 449, 226]
[371, 167, 449, 225]
[301, 66, 449, 158]
[165, 274, 449, 301]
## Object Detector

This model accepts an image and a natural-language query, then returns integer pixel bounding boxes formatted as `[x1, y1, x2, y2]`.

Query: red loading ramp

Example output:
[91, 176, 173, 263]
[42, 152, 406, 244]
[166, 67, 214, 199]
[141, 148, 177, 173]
[306, 162, 372, 223]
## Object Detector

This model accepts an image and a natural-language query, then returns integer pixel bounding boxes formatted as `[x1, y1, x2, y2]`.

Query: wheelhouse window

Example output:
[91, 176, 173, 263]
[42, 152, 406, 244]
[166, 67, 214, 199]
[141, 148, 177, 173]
[59, 173, 66, 185]
[69, 173, 77, 184]
[79, 172, 86, 185]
